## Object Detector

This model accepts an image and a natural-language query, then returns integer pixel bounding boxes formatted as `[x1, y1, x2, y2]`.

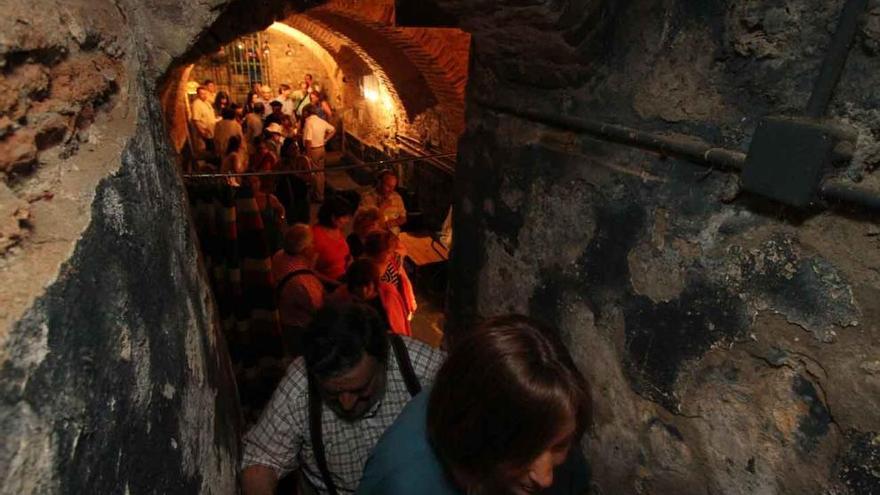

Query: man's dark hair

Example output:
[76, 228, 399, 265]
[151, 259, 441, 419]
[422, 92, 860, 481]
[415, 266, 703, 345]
[377, 169, 397, 182]
[303, 302, 390, 379]
[253, 102, 265, 114]
[280, 83, 291, 92]
[427, 315, 592, 489]
[302, 103, 315, 118]
[317, 196, 352, 228]
[203, 79, 214, 85]
[221, 107, 236, 120]
[270, 100, 283, 108]
[346, 259, 379, 292]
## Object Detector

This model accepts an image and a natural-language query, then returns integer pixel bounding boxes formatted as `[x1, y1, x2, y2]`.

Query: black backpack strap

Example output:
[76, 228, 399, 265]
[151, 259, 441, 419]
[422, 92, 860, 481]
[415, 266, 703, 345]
[306, 335, 419, 495]
[308, 374, 338, 495]
[275, 268, 314, 301]
[389, 334, 421, 397]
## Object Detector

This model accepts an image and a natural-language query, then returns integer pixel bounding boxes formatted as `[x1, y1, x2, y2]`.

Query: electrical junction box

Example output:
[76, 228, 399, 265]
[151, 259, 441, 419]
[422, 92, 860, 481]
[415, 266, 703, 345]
[742, 118, 836, 207]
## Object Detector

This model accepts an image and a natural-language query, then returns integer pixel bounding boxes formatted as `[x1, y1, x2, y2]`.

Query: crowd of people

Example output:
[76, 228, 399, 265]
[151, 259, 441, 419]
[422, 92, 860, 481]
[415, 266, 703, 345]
[241, 303, 594, 495]
[189, 75, 337, 204]
[186, 76, 594, 495]
[188, 76, 419, 345]
[270, 190, 417, 355]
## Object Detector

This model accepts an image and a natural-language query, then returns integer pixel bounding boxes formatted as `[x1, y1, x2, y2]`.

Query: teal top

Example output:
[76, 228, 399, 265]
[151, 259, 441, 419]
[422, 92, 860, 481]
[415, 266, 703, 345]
[355, 389, 590, 495]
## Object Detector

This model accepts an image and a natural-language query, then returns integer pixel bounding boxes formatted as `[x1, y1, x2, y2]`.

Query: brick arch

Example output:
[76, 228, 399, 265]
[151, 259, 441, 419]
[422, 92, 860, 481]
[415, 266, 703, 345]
[281, 14, 410, 124]
[280, 7, 468, 152]
[265, 22, 345, 108]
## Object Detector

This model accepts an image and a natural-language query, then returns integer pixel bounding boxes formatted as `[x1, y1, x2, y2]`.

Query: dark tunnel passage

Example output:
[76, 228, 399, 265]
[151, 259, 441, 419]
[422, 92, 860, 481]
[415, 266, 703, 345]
[158, 3, 469, 430]
[1, 0, 880, 494]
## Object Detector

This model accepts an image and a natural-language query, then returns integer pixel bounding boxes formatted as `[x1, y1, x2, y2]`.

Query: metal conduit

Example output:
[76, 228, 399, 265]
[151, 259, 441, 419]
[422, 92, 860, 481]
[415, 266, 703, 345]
[475, 98, 747, 172]
[805, 0, 870, 118]
[821, 181, 880, 212]
[477, 99, 880, 213]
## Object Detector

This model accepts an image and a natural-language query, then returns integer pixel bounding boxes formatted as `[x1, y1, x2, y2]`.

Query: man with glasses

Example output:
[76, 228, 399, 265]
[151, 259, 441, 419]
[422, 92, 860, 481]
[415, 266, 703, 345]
[241, 302, 445, 495]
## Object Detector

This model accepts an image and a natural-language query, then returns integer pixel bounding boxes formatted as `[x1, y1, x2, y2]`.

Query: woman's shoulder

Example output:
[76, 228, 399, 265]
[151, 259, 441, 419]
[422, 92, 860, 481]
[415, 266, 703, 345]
[357, 392, 458, 495]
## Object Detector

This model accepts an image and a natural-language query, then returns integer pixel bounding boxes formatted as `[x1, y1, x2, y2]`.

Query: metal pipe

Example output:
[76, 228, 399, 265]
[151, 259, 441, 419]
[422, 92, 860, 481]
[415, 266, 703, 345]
[820, 180, 880, 212]
[478, 99, 880, 214]
[805, 0, 869, 118]
[477, 99, 747, 171]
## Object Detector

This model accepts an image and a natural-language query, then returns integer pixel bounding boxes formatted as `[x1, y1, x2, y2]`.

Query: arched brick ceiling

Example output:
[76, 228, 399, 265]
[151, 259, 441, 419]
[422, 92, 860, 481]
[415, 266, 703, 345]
[302, 9, 439, 121]
[282, 7, 466, 132]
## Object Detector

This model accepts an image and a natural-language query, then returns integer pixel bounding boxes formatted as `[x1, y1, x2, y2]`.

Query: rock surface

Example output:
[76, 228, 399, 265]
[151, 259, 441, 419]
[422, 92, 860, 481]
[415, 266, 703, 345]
[0, 0, 314, 493]
[2, 0, 879, 493]
[443, 0, 880, 493]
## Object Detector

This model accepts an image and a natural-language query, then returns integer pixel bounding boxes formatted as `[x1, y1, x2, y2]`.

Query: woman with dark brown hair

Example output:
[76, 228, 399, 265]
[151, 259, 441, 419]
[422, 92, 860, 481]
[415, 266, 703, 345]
[356, 316, 592, 495]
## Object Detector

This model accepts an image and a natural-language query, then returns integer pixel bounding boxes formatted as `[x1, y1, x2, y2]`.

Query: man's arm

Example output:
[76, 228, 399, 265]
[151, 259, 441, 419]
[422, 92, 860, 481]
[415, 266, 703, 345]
[303, 121, 313, 150]
[191, 102, 212, 138]
[241, 465, 279, 495]
[192, 117, 211, 139]
[240, 369, 306, 494]
[324, 121, 336, 142]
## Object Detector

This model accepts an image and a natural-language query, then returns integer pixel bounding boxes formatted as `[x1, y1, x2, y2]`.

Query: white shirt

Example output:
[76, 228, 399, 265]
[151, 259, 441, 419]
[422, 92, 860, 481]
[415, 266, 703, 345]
[241, 337, 445, 494]
[303, 115, 335, 148]
[191, 98, 217, 138]
[272, 96, 296, 117]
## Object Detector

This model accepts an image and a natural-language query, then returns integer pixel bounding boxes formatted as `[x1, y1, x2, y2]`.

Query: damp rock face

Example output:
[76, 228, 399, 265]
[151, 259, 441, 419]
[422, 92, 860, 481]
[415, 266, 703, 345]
[443, 0, 880, 493]
[0, 0, 311, 493]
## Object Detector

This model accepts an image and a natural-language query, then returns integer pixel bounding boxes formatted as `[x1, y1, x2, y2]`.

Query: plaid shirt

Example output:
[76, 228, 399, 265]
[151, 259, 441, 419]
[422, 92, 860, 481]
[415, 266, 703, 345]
[242, 337, 445, 493]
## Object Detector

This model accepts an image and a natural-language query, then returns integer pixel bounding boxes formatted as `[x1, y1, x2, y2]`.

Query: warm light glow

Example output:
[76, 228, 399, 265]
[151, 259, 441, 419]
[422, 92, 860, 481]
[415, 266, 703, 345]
[268, 22, 340, 96]
[381, 92, 394, 111]
[269, 22, 400, 120]
[362, 74, 381, 102]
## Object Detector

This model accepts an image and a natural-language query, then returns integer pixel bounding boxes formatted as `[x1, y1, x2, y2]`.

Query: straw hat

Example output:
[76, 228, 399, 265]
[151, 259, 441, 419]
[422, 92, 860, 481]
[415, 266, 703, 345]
[265, 123, 284, 135]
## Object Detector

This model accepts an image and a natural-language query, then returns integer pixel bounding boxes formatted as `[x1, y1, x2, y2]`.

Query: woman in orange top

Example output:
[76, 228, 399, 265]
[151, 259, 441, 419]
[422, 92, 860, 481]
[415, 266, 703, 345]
[363, 230, 417, 319]
[311, 196, 353, 285]
[330, 259, 411, 336]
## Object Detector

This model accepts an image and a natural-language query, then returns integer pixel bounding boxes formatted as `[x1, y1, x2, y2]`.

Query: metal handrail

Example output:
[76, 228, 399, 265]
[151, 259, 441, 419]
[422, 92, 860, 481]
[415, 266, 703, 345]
[182, 152, 457, 179]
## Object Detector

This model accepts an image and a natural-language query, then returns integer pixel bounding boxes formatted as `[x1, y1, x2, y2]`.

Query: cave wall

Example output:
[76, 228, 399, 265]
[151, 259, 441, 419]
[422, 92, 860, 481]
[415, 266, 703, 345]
[0, 0, 314, 493]
[448, 0, 880, 493]
[267, 32, 341, 105]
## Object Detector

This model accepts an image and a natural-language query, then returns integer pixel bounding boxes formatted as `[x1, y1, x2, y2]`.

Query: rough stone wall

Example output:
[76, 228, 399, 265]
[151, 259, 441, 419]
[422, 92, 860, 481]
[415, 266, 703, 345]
[186, 32, 340, 106]
[448, 0, 880, 493]
[268, 34, 339, 104]
[0, 0, 316, 492]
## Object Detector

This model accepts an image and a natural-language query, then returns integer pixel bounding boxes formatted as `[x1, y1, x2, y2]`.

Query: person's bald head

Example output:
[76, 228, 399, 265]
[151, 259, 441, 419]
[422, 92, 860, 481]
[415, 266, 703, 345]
[283, 223, 314, 258]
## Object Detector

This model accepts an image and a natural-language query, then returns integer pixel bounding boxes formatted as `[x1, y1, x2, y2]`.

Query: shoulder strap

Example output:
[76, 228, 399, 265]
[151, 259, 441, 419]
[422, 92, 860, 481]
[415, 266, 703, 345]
[306, 336, 419, 495]
[389, 334, 421, 397]
[308, 374, 339, 495]
[275, 268, 314, 301]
